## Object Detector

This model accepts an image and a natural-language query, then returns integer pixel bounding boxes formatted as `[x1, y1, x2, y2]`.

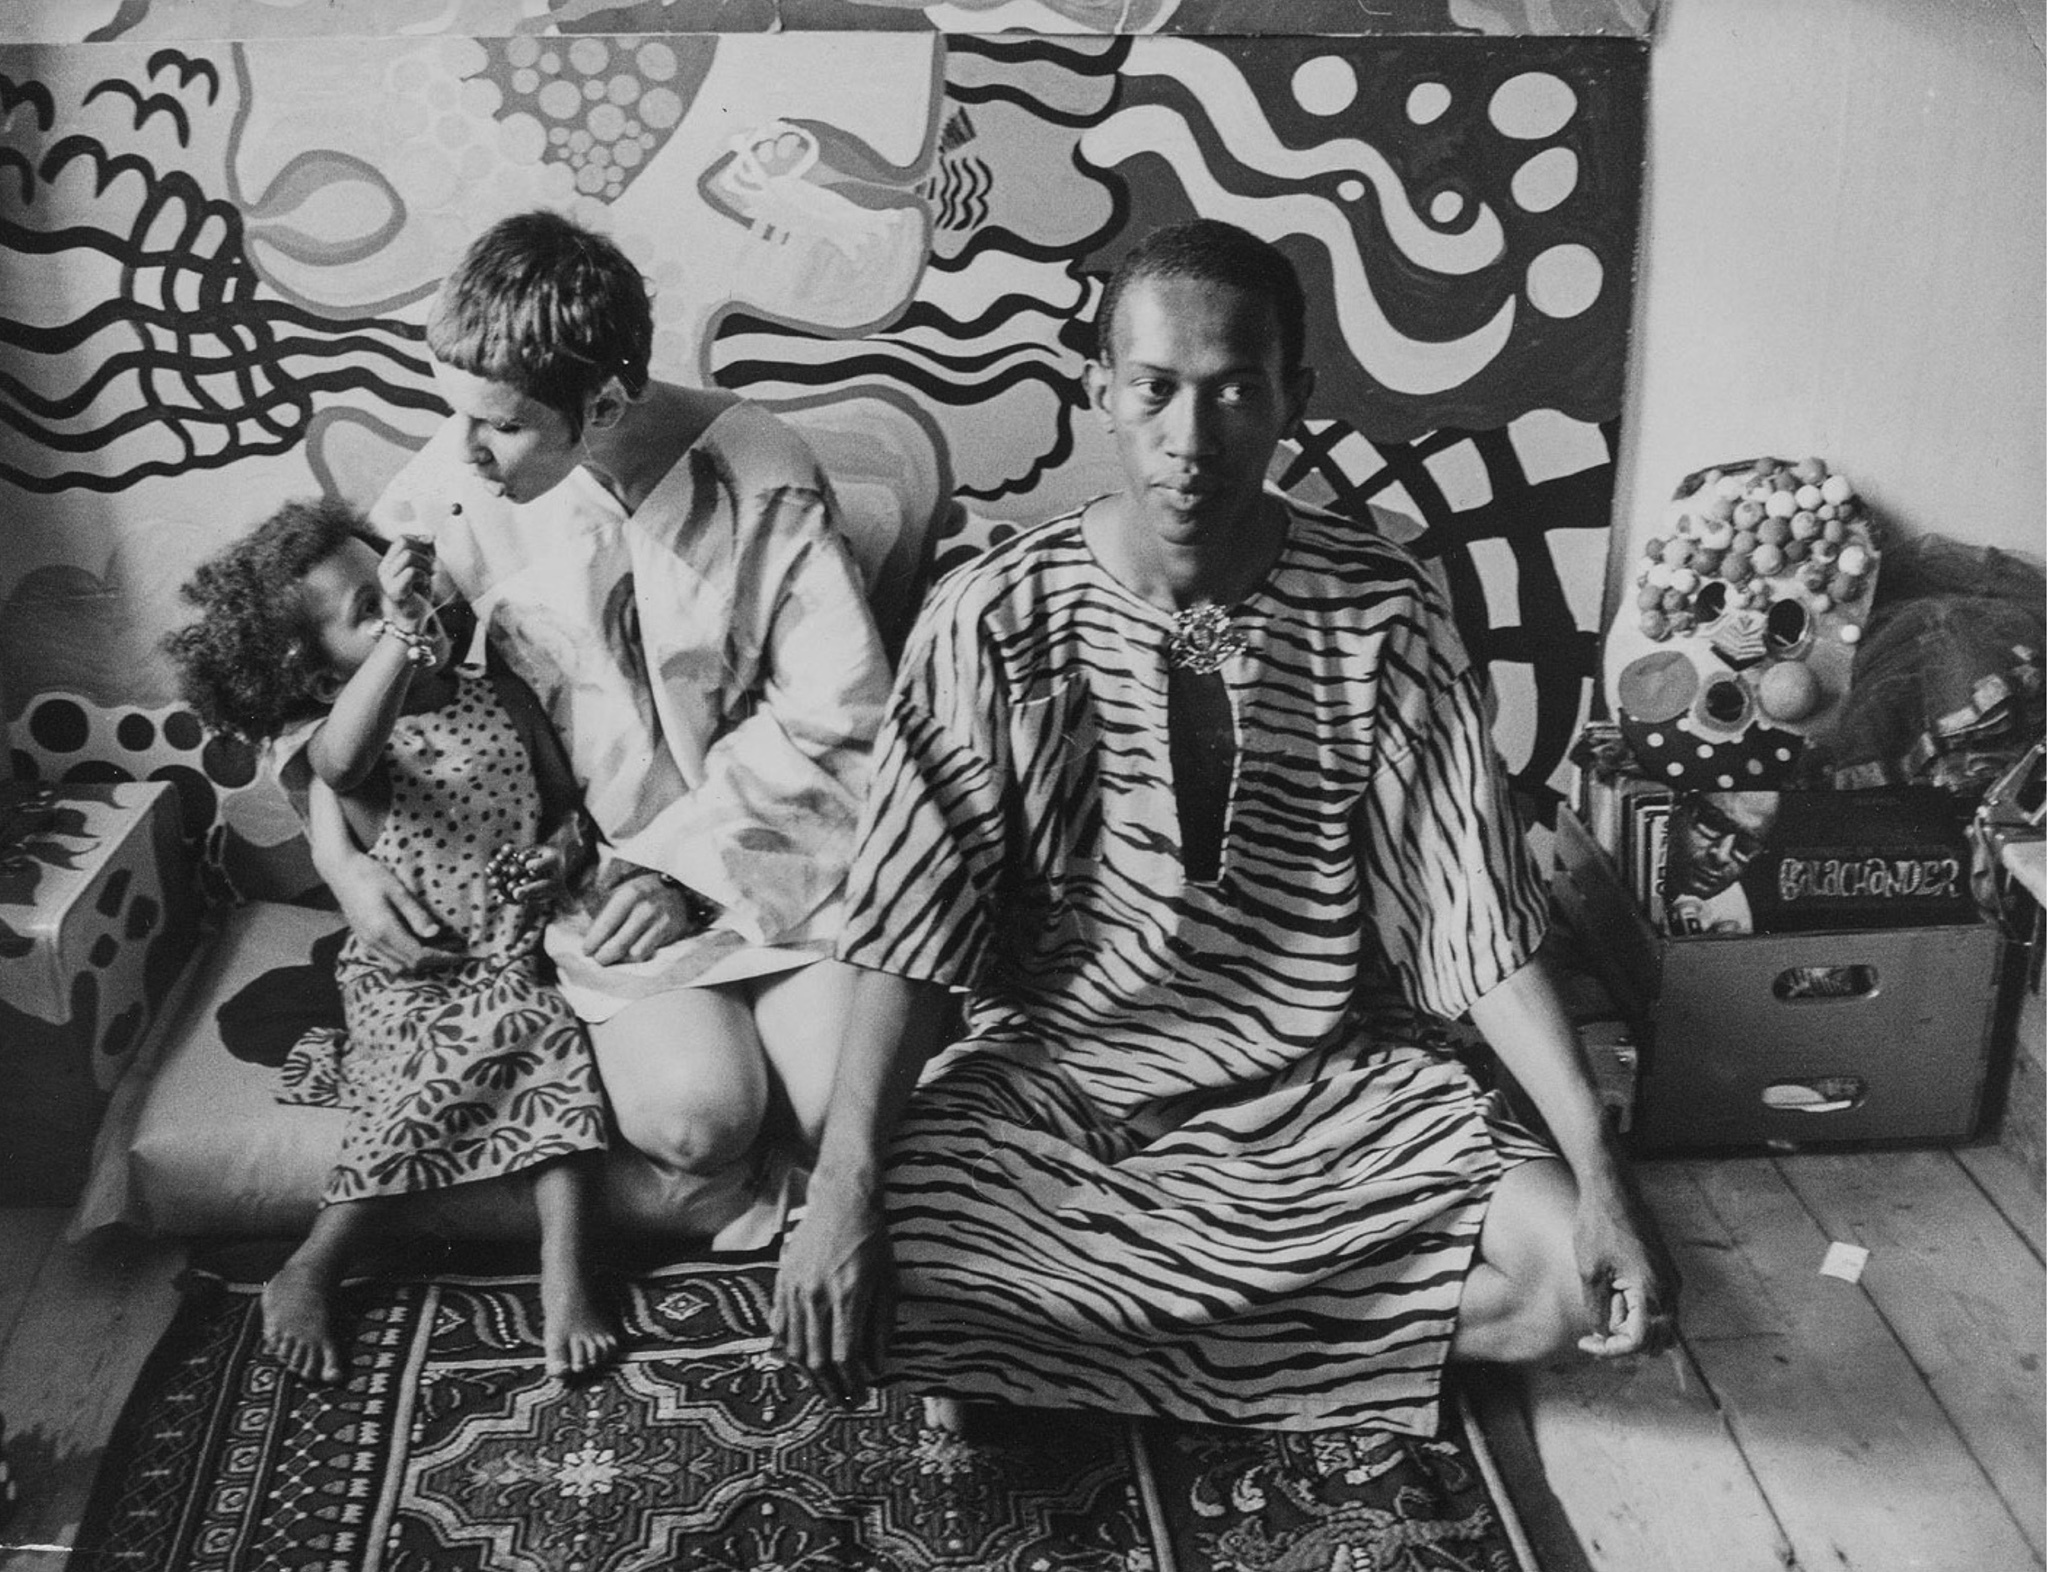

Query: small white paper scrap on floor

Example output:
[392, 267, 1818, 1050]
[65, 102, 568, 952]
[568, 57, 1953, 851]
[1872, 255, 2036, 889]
[1818, 1240, 1870, 1283]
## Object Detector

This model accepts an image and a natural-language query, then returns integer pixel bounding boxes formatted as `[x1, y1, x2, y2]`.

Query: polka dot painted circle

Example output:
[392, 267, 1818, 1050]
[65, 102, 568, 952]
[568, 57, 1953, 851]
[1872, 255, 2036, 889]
[29, 698, 89, 752]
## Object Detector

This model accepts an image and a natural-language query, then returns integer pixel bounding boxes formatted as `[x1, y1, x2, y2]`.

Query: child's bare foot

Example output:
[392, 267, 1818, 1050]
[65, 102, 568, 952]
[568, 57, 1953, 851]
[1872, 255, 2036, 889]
[541, 1269, 620, 1378]
[262, 1259, 345, 1384]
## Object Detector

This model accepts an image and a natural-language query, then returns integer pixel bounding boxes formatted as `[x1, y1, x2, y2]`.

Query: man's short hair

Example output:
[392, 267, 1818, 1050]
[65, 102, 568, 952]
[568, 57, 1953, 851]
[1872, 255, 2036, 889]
[425, 208, 653, 432]
[1094, 218, 1307, 376]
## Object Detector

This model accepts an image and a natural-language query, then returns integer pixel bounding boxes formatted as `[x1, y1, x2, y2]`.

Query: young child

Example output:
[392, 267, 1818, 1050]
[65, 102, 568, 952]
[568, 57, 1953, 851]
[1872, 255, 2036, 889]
[166, 497, 618, 1384]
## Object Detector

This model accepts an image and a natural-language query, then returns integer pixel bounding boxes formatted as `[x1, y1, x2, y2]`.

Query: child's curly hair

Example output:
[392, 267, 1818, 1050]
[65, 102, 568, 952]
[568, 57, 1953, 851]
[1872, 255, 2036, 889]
[164, 497, 383, 743]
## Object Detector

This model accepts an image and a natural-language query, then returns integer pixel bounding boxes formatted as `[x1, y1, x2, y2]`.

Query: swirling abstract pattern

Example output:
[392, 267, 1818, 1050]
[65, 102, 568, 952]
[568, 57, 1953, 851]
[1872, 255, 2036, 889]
[711, 35, 1124, 507]
[25, 0, 1655, 42]
[0, 51, 436, 495]
[2, 15, 1647, 897]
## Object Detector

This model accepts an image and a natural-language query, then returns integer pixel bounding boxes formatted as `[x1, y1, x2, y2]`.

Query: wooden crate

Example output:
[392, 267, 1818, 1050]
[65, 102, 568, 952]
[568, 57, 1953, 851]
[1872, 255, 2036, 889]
[1552, 809, 2004, 1153]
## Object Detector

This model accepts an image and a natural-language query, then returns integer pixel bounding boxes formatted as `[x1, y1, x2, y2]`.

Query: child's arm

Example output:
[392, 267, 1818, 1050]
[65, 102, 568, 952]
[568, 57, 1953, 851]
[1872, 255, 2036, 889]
[305, 538, 436, 794]
[307, 773, 458, 966]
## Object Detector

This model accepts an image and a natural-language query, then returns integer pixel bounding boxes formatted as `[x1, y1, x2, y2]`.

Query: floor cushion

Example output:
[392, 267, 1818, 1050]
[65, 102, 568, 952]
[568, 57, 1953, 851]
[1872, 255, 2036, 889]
[73, 901, 788, 1247]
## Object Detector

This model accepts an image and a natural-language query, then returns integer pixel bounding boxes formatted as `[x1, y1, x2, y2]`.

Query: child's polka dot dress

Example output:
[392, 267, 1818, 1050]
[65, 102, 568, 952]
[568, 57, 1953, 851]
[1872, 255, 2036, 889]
[327, 674, 606, 1202]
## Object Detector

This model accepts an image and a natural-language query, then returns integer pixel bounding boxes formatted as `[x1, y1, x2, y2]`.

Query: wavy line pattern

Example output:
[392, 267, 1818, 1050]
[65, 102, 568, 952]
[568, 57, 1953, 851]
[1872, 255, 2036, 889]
[1117, 38, 1507, 276]
[1084, 103, 1518, 396]
[0, 127, 433, 494]
[713, 34, 1122, 504]
[921, 150, 993, 231]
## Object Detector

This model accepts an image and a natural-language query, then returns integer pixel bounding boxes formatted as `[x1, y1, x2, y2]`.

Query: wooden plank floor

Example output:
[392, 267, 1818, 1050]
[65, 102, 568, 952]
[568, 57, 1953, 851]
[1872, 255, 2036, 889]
[0, 1144, 2039, 1570]
[0, 1214, 185, 1572]
[1498, 1142, 2046, 1572]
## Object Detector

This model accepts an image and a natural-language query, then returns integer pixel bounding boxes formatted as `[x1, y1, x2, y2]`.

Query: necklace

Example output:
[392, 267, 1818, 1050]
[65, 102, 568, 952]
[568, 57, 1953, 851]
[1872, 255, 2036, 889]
[1168, 600, 1246, 674]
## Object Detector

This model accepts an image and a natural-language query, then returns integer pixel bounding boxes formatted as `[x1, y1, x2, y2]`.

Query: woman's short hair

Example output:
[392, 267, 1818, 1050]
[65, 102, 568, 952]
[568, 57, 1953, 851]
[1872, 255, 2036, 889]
[163, 497, 380, 743]
[1094, 218, 1307, 377]
[425, 209, 654, 432]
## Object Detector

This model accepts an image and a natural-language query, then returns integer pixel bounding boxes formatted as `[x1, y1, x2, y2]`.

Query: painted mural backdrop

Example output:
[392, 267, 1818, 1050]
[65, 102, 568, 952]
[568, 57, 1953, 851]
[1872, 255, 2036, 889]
[0, 2, 1649, 904]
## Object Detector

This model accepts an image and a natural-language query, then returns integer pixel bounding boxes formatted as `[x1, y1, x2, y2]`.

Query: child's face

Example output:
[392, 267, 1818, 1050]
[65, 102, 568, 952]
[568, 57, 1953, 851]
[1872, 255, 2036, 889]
[432, 359, 583, 506]
[301, 539, 449, 682]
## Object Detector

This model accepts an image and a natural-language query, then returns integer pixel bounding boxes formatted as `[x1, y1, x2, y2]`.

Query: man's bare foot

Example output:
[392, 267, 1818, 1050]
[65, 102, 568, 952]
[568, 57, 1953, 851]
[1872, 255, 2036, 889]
[262, 1259, 345, 1384]
[541, 1269, 620, 1378]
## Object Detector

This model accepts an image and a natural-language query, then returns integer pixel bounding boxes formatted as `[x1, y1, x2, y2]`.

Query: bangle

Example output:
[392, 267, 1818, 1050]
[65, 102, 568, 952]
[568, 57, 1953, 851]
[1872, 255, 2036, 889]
[654, 872, 720, 931]
[377, 619, 437, 667]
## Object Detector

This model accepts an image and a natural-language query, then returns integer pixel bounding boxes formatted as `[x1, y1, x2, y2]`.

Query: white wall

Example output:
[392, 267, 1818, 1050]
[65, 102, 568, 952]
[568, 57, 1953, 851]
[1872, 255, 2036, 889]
[1611, 0, 2046, 619]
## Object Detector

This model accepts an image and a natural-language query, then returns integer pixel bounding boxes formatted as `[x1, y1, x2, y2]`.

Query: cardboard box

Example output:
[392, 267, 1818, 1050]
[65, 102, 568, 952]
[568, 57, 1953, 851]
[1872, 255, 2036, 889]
[0, 782, 201, 1202]
[1553, 808, 2004, 1153]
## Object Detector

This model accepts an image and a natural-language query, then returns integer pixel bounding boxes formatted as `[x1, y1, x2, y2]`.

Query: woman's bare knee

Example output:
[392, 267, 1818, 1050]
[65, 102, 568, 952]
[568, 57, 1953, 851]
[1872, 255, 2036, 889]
[590, 989, 769, 1176]
[614, 1094, 762, 1176]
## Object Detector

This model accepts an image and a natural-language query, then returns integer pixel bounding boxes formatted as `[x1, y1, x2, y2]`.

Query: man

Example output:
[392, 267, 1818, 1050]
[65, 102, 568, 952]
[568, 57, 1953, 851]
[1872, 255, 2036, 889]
[1663, 790, 1780, 934]
[774, 219, 1673, 1434]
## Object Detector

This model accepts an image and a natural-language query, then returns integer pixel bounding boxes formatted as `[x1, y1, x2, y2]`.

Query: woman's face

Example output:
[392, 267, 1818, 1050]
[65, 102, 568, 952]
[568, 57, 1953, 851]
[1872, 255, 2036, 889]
[432, 360, 584, 506]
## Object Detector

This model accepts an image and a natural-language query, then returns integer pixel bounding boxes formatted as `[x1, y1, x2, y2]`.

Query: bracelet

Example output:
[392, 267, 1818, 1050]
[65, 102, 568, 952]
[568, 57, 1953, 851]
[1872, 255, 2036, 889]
[376, 619, 437, 668]
[654, 872, 721, 932]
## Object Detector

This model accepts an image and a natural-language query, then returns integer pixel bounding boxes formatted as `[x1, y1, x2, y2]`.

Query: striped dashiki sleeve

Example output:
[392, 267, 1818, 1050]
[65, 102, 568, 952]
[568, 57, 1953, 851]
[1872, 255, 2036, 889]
[1354, 575, 1551, 1022]
[836, 566, 1008, 991]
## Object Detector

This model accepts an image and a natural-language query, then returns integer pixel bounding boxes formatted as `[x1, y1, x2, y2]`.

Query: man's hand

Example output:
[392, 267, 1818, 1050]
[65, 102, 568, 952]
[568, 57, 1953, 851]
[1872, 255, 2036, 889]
[329, 849, 459, 972]
[580, 866, 712, 965]
[771, 1190, 894, 1406]
[1571, 1171, 1679, 1358]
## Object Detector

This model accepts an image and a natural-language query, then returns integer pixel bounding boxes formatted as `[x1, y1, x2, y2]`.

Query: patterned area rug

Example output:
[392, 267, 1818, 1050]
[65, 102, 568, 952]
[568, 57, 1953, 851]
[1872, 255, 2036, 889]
[71, 1257, 1535, 1571]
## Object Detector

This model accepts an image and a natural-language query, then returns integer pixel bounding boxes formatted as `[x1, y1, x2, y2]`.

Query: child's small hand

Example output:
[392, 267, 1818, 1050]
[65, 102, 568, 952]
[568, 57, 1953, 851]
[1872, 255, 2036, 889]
[379, 535, 437, 629]
[487, 843, 566, 909]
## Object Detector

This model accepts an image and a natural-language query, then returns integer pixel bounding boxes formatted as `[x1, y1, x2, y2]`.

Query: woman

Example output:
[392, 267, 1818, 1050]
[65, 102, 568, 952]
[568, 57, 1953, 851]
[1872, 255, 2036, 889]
[296, 209, 890, 1238]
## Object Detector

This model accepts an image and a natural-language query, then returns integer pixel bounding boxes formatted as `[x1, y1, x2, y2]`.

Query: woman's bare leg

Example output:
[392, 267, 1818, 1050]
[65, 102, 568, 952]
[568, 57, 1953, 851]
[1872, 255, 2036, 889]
[748, 958, 863, 1152]
[589, 986, 768, 1174]
[586, 986, 778, 1236]
[263, 1197, 388, 1384]
[533, 1156, 619, 1377]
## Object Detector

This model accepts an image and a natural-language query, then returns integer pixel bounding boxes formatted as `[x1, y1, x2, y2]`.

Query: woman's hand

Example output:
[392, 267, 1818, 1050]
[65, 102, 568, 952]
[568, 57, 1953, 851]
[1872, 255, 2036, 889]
[581, 864, 716, 965]
[328, 845, 458, 972]
[773, 1187, 895, 1406]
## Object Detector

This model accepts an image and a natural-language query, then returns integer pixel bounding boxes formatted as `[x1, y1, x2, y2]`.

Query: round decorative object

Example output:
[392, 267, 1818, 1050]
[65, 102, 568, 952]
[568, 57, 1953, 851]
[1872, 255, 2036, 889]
[1765, 597, 1813, 658]
[1167, 602, 1246, 675]
[1616, 649, 1697, 723]
[1617, 708, 1804, 790]
[1692, 581, 1731, 623]
[1606, 452, 1884, 791]
[1757, 659, 1824, 722]
[1693, 673, 1756, 734]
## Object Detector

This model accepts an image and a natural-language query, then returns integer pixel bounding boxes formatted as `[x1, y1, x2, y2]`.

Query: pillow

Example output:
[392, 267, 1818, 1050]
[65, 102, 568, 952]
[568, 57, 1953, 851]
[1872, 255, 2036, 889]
[73, 902, 790, 1247]
[74, 902, 349, 1237]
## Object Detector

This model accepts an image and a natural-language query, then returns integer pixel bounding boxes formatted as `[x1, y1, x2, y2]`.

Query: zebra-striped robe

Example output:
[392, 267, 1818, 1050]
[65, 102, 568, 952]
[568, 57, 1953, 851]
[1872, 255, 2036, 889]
[837, 501, 1553, 1435]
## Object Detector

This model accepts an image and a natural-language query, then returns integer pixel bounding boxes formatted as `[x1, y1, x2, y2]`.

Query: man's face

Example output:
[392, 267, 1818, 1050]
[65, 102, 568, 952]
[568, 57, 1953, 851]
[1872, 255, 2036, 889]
[1670, 791, 1780, 898]
[1086, 274, 1311, 555]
